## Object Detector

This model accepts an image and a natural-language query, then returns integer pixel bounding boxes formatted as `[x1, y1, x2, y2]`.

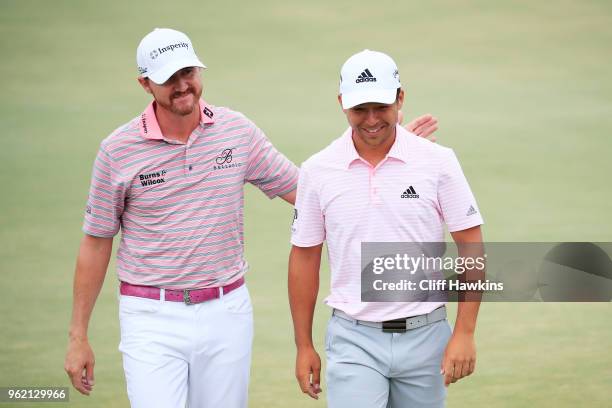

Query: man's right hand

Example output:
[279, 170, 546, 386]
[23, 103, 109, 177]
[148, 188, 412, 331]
[64, 337, 95, 395]
[400, 112, 439, 142]
[295, 345, 322, 399]
[64, 234, 112, 396]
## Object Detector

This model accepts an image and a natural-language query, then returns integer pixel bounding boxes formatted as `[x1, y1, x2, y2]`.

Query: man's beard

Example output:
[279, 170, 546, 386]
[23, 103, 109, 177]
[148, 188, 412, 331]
[159, 87, 201, 116]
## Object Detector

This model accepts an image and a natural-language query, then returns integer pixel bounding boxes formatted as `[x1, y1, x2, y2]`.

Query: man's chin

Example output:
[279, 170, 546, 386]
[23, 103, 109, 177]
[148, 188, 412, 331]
[174, 107, 195, 116]
[359, 132, 384, 144]
[171, 102, 197, 116]
[169, 93, 199, 115]
[358, 134, 394, 148]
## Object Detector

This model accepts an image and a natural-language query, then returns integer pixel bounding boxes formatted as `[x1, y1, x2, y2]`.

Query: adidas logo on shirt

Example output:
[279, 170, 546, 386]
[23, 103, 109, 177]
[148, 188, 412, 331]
[466, 205, 478, 216]
[356, 68, 377, 83]
[401, 186, 419, 199]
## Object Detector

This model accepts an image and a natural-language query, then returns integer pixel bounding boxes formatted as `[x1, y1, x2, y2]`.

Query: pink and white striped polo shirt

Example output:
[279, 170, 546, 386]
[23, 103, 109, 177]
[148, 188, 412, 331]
[83, 99, 298, 289]
[291, 125, 484, 321]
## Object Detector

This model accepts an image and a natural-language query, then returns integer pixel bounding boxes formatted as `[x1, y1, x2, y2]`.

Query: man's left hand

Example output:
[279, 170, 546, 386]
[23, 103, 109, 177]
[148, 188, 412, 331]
[441, 332, 476, 386]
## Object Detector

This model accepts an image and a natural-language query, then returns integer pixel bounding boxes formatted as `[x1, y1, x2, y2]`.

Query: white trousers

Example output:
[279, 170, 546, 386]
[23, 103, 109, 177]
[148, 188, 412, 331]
[118, 285, 254, 408]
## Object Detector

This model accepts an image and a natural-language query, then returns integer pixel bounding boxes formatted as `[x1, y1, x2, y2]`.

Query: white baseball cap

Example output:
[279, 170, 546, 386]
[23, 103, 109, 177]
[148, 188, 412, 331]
[136, 28, 206, 85]
[339, 49, 401, 109]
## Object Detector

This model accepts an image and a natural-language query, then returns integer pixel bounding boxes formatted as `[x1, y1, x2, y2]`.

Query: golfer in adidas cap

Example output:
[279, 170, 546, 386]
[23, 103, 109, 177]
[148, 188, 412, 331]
[289, 49, 484, 407]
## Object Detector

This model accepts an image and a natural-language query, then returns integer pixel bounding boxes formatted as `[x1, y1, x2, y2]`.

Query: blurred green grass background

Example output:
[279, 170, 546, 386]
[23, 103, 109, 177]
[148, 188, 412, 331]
[1, 0, 611, 406]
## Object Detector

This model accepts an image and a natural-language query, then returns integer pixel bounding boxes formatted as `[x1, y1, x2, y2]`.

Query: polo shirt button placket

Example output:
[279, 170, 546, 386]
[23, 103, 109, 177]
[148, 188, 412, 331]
[184, 146, 191, 176]
[370, 168, 383, 206]
[184, 134, 200, 175]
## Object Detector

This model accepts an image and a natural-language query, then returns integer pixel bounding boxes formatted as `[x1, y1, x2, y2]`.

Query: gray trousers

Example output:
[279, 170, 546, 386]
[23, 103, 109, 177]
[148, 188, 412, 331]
[326, 313, 452, 408]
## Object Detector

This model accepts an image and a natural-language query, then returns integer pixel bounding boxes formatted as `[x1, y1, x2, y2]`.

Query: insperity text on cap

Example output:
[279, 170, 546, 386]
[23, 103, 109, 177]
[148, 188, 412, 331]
[136, 28, 206, 85]
[339, 49, 401, 109]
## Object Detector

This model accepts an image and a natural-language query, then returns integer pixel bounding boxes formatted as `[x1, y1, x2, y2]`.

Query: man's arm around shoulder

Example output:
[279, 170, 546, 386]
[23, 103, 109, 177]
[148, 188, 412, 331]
[64, 234, 113, 396]
[280, 188, 297, 205]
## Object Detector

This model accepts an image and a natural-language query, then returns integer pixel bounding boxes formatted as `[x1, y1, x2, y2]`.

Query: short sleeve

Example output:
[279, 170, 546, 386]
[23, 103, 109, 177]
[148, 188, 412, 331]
[245, 123, 298, 198]
[437, 148, 484, 232]
[82, 144, 126, 237]
[290, 163, 325, 247]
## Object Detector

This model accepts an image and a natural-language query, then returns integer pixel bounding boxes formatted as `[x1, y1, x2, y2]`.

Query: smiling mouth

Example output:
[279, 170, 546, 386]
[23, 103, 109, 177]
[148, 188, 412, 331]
[363, 125, 385, 134]
[173, 91, 194, 101]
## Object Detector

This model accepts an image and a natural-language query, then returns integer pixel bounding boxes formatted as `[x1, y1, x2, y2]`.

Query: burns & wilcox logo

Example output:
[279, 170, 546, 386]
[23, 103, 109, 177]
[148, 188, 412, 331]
[139, 169, 167, 186]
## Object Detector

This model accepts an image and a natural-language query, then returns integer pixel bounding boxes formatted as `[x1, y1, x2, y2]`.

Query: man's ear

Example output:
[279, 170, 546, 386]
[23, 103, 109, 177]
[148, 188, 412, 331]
[396, 89, 405, 110]
[138, 77, 153, 95]
[337, 95, 347, 113]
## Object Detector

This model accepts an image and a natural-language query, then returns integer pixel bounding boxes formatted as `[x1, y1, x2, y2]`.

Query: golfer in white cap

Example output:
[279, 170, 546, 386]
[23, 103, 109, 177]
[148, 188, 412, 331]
[64, 27, 300, 408]
[289, 49, 484, 408]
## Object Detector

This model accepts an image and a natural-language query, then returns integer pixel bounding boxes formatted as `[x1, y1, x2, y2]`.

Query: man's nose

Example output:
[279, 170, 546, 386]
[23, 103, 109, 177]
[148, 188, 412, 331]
[174, 75, 190, 92]
[364, 109, 379, 126]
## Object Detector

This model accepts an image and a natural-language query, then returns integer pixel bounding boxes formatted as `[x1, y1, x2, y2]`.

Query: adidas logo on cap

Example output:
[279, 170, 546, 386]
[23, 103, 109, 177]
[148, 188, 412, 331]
[401, 186, 419, 199]
[356, 68, 377, 83]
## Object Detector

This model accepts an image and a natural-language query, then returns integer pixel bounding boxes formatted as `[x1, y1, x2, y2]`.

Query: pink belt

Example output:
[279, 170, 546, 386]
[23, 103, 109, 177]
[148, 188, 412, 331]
[120, 277, 245, 305]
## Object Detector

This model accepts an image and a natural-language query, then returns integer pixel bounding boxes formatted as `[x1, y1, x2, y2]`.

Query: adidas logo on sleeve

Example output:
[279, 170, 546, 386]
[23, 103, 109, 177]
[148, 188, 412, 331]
[401, 186, 419, 199]
[356, 68, 377, 83]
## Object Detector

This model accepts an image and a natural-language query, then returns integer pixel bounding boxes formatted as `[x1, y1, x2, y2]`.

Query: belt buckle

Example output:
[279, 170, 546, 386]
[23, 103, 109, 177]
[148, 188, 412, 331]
[183, 289, 193, 305]
[382, 318, 406, 333]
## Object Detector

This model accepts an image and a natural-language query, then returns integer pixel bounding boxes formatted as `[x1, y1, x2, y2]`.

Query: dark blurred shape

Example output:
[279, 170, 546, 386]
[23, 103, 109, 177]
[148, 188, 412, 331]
[539, 242, 612, 302]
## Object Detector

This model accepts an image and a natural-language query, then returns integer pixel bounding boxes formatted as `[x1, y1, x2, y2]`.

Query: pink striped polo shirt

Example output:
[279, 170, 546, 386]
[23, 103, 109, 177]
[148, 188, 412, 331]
[83, 99, 298, 289]
[291, 125, 484, 321]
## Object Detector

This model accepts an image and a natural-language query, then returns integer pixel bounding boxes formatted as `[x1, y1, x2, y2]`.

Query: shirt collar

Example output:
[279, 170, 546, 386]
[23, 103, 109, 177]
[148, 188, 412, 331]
[387, 124, 411, 163]
[339, 124, 410, 169]
[340, 127, 361, 169]
[139, 99, 215, 140]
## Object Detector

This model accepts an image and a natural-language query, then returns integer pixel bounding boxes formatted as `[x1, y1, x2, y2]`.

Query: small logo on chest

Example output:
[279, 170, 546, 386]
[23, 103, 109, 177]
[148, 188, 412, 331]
[139, 170, 167, 186]
[401, 186, 419, 199]
[466, 205, 478, 216]
[213, 148, 243, 170]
